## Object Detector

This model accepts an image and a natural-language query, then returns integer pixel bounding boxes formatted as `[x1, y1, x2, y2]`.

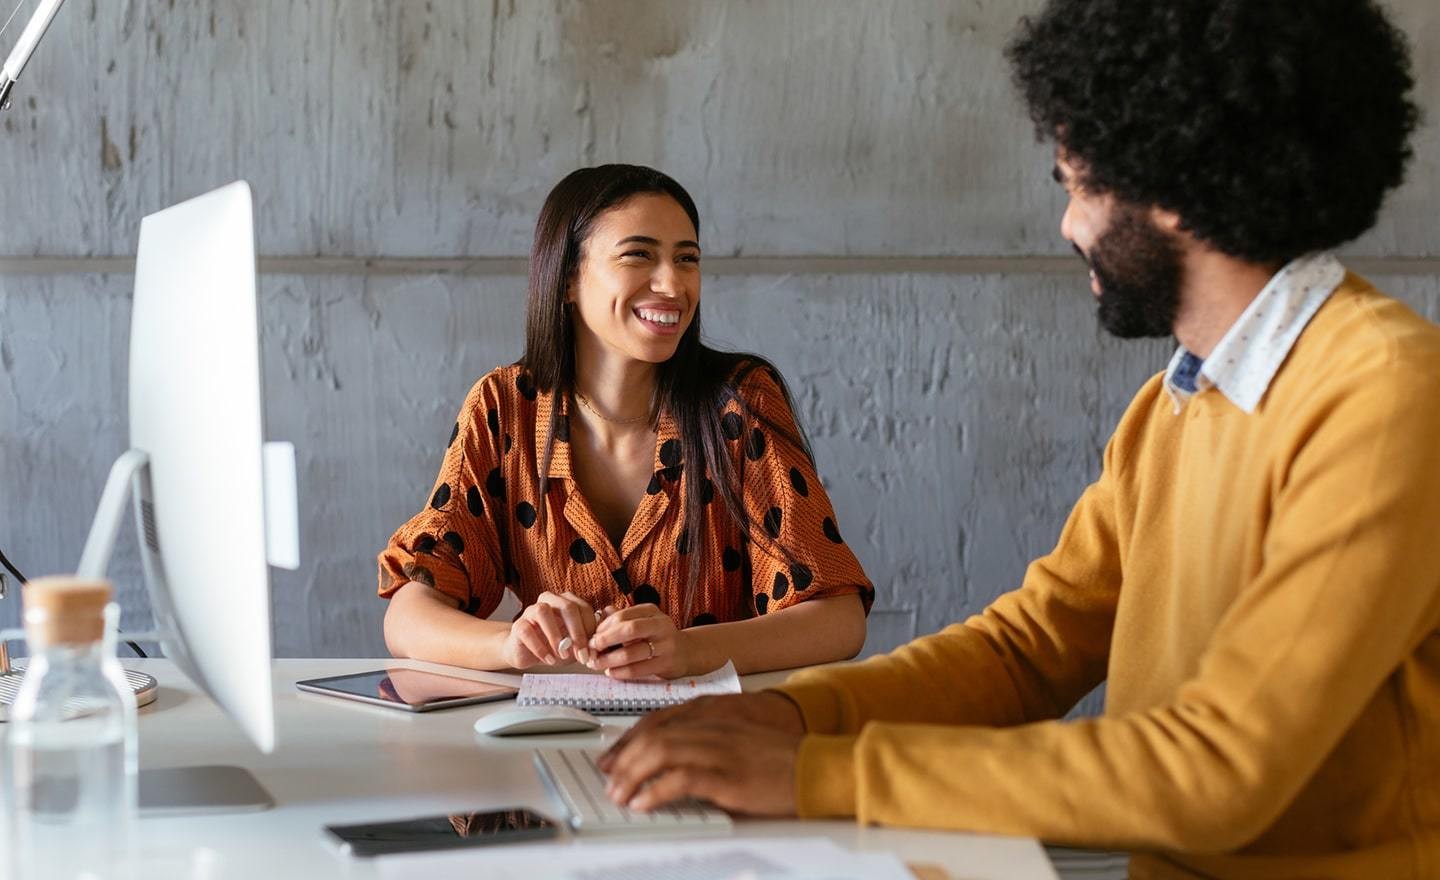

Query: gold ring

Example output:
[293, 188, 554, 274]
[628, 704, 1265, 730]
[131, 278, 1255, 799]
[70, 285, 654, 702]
[646, 639, 656, 659]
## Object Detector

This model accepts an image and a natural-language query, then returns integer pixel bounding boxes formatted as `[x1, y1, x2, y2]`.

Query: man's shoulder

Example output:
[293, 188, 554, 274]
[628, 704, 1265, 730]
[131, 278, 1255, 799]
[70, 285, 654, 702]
[1284, 273, 1440, 394]
[1255, 274, 1440, 446]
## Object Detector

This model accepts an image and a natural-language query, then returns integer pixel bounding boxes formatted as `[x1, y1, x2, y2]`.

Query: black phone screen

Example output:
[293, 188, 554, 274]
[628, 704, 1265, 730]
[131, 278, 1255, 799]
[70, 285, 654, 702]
[326, 808, 559, 857]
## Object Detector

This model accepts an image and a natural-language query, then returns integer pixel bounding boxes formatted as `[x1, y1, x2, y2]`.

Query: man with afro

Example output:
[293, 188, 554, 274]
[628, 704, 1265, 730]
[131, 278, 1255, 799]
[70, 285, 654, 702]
[600, 2, 1438, 876]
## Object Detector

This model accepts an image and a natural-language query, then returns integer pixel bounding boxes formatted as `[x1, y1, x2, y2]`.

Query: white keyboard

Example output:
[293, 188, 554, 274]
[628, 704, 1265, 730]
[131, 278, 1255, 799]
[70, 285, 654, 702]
[533, 747, 732, 836]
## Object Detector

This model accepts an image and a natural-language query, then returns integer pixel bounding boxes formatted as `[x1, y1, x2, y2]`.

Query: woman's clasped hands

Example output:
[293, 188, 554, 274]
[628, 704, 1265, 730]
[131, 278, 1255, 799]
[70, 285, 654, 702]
[502, 591, 692, 679]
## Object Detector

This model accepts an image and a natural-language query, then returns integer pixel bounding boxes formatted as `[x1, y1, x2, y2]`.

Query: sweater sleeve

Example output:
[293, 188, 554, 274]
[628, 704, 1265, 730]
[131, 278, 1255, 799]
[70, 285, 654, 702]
[775, 374, 1136, 735]
[779, 365, 1440, 852]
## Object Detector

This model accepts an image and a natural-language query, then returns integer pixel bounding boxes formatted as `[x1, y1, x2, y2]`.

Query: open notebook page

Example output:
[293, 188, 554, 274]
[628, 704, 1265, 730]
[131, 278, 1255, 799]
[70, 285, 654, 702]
[517, 660, 741, 713]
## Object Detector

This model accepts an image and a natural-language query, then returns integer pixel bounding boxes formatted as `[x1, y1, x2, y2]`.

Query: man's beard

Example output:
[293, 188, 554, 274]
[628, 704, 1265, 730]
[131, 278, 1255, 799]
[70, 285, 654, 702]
[1082, 206, 1183, 339]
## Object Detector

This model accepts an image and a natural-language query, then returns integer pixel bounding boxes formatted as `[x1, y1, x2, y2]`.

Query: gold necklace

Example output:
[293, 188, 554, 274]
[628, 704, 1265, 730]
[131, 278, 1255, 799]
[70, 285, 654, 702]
[573, 390, 651, 425]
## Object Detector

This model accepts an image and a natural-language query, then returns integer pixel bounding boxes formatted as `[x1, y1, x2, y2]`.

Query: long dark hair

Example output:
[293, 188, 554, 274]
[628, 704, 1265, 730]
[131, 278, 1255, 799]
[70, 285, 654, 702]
[520, 164, 810, 618]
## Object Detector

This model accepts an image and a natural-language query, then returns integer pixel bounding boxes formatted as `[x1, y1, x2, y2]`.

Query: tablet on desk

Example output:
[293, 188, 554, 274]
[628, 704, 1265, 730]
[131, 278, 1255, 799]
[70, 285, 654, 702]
[296, 668, 517, 712]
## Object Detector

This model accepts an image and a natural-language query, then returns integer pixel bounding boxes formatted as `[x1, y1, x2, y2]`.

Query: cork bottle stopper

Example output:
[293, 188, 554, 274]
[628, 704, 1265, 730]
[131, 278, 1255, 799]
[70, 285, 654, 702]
[22, 576, 113, 647]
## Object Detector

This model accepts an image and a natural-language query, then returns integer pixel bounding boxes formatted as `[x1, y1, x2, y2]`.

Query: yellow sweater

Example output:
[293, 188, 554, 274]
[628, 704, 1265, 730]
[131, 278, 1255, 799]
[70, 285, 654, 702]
[777, 275, 1440, 879]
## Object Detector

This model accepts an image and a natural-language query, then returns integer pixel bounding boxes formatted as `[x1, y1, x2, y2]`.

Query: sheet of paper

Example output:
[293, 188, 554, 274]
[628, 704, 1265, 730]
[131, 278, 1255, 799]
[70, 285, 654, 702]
[375, 836, 917, 880]
[517, 659, 741, 710]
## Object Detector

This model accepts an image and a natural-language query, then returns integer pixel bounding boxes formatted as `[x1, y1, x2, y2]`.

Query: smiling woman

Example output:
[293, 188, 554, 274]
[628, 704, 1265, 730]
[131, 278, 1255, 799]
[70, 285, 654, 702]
[377, 165, 873, 680]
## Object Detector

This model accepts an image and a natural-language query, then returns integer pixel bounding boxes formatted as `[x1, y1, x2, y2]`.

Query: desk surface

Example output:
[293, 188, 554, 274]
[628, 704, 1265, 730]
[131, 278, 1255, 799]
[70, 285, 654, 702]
[127, 658, 1057, 880]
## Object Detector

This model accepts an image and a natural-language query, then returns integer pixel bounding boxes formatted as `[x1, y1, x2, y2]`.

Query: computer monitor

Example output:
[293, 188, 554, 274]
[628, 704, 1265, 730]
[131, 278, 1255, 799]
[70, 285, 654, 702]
[74, 180, 298, 811]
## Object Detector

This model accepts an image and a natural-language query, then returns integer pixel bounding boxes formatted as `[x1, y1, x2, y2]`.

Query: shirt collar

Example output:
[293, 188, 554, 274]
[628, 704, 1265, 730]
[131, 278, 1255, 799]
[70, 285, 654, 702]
[535, 387, 682, 480]
[1163, 252, 1345, 413]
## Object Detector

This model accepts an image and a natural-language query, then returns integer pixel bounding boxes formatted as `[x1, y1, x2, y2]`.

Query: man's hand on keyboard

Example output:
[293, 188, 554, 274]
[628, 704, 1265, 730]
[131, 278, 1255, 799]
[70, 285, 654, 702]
[597, 695, 805, 817]
[605, 693, 806, 753]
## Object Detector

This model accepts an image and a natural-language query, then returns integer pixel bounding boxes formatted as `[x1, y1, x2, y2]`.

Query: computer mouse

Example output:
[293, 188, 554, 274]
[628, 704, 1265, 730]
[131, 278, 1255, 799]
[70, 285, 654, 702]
[474, 705, 602, 737]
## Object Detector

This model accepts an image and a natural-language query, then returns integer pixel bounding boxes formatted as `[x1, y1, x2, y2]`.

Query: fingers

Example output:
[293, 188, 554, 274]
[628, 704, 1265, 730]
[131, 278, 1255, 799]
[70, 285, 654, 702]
[626, 765, 729, 814]
[603, 656, 671, 681]
[528, 603, 568, 663]
[598, 702, 699, 770]
[538, 593, 595, 663]
[602, 720, 802, 817]
[603, 732, 731, 807]
[589, 608, 666, 655]
[509, 618, 551, 667]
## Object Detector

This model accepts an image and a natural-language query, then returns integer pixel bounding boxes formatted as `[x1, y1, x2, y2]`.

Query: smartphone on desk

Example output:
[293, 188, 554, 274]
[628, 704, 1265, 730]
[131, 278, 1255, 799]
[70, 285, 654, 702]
[326, 808, 560, 857]
[296, 667, 517, 712]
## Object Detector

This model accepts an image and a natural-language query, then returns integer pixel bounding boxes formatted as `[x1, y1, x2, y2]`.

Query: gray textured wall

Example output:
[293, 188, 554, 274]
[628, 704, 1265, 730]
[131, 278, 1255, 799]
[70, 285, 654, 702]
[2, 4, 1437, 692]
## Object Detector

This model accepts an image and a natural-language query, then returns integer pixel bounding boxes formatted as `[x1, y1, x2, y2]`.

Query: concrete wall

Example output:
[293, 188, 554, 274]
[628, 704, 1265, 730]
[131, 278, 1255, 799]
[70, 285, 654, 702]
[2, 4, 1437, 700]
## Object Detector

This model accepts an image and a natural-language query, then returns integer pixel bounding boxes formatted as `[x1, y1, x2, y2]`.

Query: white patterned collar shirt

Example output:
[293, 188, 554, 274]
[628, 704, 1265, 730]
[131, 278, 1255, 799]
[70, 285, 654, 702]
[1163, 252, 1347, 414]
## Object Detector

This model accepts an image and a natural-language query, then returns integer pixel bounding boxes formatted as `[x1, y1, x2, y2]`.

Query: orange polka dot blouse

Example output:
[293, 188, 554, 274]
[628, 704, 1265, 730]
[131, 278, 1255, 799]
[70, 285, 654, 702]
[378, 363, 873, 629]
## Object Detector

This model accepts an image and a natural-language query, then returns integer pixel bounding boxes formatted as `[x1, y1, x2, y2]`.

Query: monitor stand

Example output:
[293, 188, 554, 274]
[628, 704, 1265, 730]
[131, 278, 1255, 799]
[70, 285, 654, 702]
[139, 765, 274, 815]
[75, 449, 274, 814]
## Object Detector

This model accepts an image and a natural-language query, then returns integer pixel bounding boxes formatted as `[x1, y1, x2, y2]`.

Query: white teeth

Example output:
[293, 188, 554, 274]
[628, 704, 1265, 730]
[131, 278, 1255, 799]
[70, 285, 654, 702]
[636, 308, 679, 326]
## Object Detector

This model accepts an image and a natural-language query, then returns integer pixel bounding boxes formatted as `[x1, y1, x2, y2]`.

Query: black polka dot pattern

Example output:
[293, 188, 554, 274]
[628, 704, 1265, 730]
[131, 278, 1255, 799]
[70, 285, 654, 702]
[722, 546, 741, 571]
[763, 507, 783, 539]
[383, 363, 877, 632]
[721, 412, 744, 440]
[516, 372, 537, 401]
[746, 428, 767, 461]
[402, 562, 435, 588]
[790, 563, 813, 591]
[611, 567, 632, 594]
[659, 438, 682, 467]
[570, 538, 597, 564]
[431, 483, 451, 510]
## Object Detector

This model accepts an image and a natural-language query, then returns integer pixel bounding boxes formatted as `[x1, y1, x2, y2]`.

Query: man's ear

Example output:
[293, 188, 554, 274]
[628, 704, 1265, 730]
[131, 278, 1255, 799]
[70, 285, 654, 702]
[1150, 205, 1184, 233]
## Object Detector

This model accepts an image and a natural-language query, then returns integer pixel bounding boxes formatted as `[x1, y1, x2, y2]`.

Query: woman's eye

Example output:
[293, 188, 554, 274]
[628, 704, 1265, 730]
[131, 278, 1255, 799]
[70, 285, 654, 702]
[620, 250, 651, 260]
[678, 253, 701, 264]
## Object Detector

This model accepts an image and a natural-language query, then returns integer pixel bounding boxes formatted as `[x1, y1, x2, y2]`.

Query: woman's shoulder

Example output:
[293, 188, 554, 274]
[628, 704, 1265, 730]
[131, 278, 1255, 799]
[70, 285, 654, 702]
[464, 364, 541, 407]
[717, 354, 791, 412]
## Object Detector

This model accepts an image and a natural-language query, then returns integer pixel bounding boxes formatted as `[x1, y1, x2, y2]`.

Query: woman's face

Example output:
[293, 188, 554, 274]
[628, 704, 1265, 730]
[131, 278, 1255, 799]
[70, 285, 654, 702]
[568, 193, 701, 367]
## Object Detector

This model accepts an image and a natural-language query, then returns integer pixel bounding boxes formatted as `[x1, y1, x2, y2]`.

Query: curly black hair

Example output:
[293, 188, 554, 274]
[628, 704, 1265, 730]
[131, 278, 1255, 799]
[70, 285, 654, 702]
[1007, 0, 1420, 264]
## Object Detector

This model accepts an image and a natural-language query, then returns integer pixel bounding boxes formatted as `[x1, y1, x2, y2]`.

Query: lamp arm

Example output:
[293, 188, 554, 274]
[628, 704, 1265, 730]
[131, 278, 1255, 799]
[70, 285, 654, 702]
[1, 0, 67, 110]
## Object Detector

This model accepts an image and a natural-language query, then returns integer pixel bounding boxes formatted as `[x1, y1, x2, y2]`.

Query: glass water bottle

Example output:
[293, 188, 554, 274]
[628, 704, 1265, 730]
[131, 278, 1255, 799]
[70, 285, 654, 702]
[4, 576, 138, 880]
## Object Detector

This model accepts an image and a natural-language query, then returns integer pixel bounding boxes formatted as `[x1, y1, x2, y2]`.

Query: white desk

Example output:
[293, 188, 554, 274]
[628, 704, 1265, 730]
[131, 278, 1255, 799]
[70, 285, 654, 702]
[126, 659, 1057, 880]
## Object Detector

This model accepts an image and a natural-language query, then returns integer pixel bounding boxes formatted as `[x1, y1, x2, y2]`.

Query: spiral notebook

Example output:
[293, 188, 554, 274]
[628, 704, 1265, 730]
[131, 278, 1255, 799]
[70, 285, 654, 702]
[516, 661, 741, 714]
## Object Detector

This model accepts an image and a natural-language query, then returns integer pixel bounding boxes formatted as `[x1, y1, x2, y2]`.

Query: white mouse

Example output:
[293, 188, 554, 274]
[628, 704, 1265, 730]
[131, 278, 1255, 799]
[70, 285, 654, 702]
[474, 705, 602, 737]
